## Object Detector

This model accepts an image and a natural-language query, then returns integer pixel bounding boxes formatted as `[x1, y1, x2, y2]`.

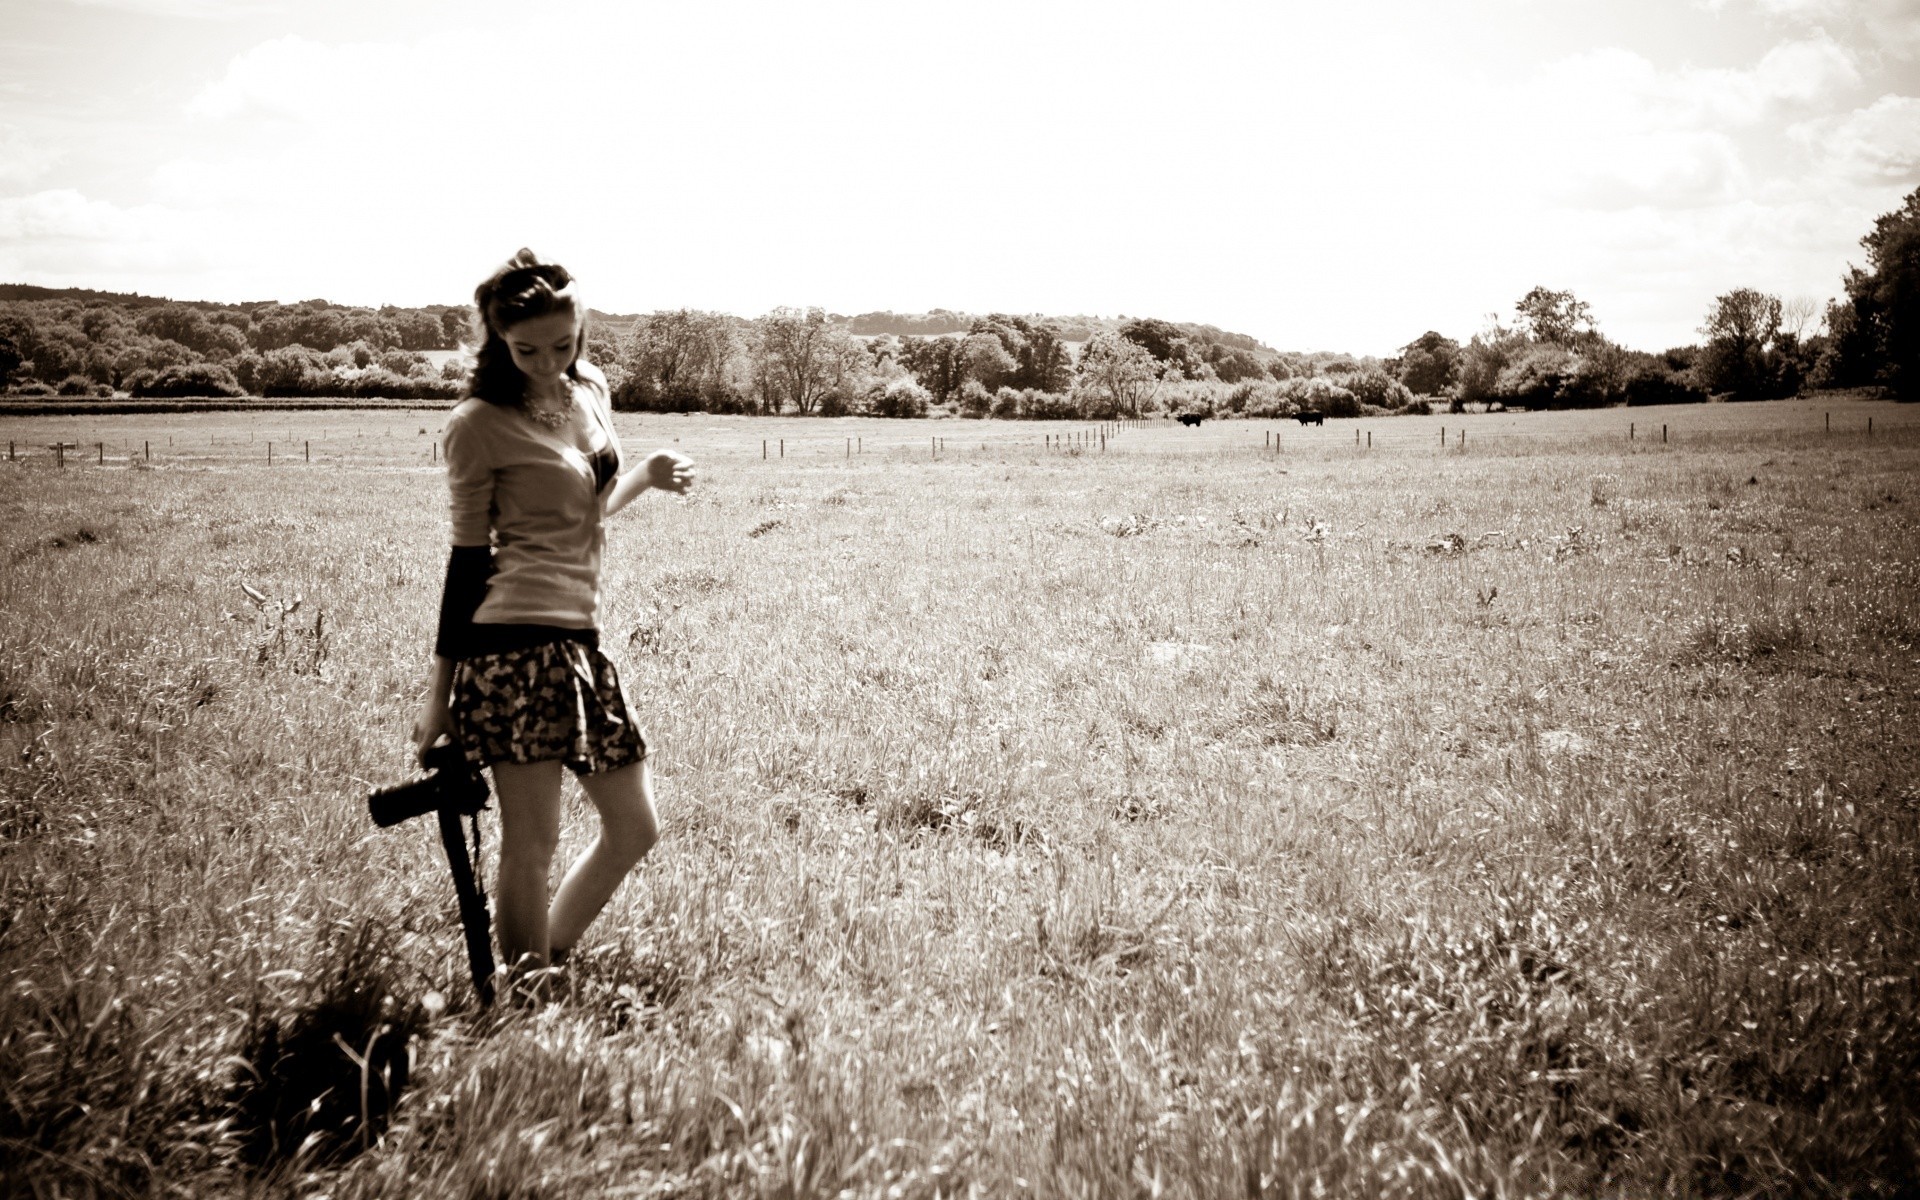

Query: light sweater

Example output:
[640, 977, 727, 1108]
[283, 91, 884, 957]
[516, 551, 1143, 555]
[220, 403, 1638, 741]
[441, 370, 621, 635]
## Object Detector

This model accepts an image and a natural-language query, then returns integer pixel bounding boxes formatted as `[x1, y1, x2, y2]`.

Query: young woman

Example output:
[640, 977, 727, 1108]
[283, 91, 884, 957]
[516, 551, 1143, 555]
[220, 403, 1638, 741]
[413, 249, 693, 981]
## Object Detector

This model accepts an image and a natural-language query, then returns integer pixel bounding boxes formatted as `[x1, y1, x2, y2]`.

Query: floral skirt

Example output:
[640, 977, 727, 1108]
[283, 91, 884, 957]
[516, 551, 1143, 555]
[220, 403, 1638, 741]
[449, 639, 648, 777]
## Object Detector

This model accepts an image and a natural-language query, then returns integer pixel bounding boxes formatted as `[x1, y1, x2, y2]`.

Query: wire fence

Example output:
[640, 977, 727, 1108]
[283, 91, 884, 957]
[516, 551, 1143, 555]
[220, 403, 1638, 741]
[0, 404, 1909, 471]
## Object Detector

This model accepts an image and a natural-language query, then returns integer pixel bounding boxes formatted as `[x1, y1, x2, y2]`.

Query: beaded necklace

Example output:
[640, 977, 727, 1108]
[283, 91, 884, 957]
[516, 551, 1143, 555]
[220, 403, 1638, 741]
[523, 379, 573, 429]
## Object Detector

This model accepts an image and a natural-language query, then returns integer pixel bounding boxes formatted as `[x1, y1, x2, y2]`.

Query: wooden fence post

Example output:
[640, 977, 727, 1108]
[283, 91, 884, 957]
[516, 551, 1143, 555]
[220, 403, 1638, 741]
[780, 439, 784, 458]
[97, 442, 104, 465]
[305, 440, 310, 463]
[268, 442, 273, 465]
[144, 440, 150, 462]
[1630, 422, 1634, 441]
[1662, 424, 1668, 443]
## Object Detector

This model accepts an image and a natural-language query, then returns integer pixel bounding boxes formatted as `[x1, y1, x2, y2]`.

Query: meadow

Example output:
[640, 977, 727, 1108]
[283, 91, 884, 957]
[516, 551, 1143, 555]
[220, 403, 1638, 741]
[1, 399, 1916, 1198]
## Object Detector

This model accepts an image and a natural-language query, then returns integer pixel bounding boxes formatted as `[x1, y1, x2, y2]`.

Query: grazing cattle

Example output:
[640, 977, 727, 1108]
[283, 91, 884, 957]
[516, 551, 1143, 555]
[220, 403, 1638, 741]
[1178, 413, 1207, 427]
[1294, 411, 1325, 426]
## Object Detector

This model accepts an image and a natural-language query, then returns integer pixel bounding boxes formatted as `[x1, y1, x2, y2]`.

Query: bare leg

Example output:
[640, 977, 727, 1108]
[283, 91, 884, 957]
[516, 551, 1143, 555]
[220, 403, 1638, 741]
[548, 759, 660, 958]
[490, 760, 565, 971]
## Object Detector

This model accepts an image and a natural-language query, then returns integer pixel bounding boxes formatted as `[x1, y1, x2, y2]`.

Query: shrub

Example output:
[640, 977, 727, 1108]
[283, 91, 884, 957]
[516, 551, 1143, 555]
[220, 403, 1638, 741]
[345, 369, 460, 401]
[957, 379, 993, 418]
[254, 346, 332, 397]
[55, 375, 95, 397]
[129, 362, 245, 398]
[8, 379, 55, 397]
[1339, 369, 1415, 410]
[1622, 367, 1707, 407]
[874, 378, 930, 419]
[1278, 376, 1359, 418]
[1233, 380, 1292, 418]
[378, 349, 427, 377]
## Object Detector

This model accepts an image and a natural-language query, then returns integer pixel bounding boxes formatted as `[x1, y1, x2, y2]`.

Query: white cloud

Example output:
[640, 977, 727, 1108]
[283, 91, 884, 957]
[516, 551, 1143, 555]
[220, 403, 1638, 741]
[0, 126, 60, 186]
[185, 34, 436, 122]
[1791, 94, 1920, 181]
[0, 189, 211, 285]
[0, 189, 145, 242]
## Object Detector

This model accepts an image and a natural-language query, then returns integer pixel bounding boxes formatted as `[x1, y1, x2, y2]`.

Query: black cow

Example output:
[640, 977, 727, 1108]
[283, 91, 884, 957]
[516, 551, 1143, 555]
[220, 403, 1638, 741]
[1294, 411, 1325, 426]
[1177, 413, 1207, 427]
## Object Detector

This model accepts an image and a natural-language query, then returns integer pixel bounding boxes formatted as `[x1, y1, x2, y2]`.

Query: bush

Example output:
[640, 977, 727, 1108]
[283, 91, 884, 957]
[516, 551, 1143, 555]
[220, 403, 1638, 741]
[129, 362, 244, 398]
[1622, 367, 1707, 407]
[55, 375, 95, 397]
[1233, 380, 1292, 418]
[1339, 369, 1415, 410]
[345, 369, 460, 401]
[873, 378, 930, 419]
[1278, 376, 1359, 418]
[957, 379, 993, 418]
[378, 349, 428, 377]
[7, 379, 55, 397]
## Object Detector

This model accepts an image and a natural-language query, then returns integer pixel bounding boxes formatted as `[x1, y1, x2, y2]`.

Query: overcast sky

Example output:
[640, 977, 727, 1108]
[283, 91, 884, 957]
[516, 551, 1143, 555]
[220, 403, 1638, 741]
[1, 0, 1916, 353]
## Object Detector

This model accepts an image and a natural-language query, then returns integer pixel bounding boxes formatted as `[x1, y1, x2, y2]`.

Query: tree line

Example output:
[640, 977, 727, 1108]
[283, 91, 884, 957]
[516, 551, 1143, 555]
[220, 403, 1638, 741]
[0, 290, 475, 400]
[3, 186, 1912, 410]
[1387, 186, 1919, 410]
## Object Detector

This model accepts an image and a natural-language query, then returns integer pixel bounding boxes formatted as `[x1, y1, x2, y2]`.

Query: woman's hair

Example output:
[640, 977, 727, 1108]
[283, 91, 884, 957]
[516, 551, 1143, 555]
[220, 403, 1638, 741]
[466, 248, 588, 405]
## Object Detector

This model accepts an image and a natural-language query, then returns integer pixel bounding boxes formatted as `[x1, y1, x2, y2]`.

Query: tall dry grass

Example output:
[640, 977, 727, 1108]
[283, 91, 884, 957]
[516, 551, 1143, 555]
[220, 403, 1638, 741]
[1, 403, 1916, 1197]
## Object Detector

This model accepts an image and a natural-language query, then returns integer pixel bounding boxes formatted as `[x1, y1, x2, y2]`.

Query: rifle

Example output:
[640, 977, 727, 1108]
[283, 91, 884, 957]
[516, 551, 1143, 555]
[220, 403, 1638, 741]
[368, 741, 496, 1006]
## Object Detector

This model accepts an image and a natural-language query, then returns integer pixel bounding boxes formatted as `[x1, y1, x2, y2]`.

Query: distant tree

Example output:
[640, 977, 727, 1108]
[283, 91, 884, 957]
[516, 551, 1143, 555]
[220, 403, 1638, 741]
[385, 309, 448, 350]
[898, 335, 967, 403]
[1514, 287, 1596, 347]
[0, 335, 20, 387]
[1698, 287, 1791, 399]
[619, 310, 737, 410]
[959, 332, 1018, 392]
[135, 304, 214, 352]
[1341, 368, 1415, 410]
[1203, 344, 1268, 384]
[967, 314, 1074, 392]
[1119, 318, 1209, 379]
[79, 306, 133, 343]
[253, 345, 331, 396]
[1392, 331, 1461, 396]
[442, 307, 476, 346]
[1074, 332, 1162, 417]
[0, 311, 40, 367]
[1818, 186, 1920, 398]
[1454, 318, 1527, 409]
[751, 307, 859, 415]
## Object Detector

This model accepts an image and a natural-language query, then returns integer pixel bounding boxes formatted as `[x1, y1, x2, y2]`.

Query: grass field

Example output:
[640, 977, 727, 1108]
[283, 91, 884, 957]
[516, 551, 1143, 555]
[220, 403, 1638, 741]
[2, 399, 1917, 1197]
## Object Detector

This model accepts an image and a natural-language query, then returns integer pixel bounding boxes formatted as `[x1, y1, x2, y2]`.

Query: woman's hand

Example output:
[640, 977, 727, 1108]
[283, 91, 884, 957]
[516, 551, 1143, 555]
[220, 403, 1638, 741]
[414, 657, 457, 765]
[606, 450, 696, 516]
[413, 699, 453, 766]
[646, 450, 696, 494]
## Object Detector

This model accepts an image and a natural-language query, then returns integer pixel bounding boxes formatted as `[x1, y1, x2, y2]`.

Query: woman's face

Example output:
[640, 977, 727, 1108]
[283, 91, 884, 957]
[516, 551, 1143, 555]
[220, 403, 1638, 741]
[499, 310, 581, 386]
